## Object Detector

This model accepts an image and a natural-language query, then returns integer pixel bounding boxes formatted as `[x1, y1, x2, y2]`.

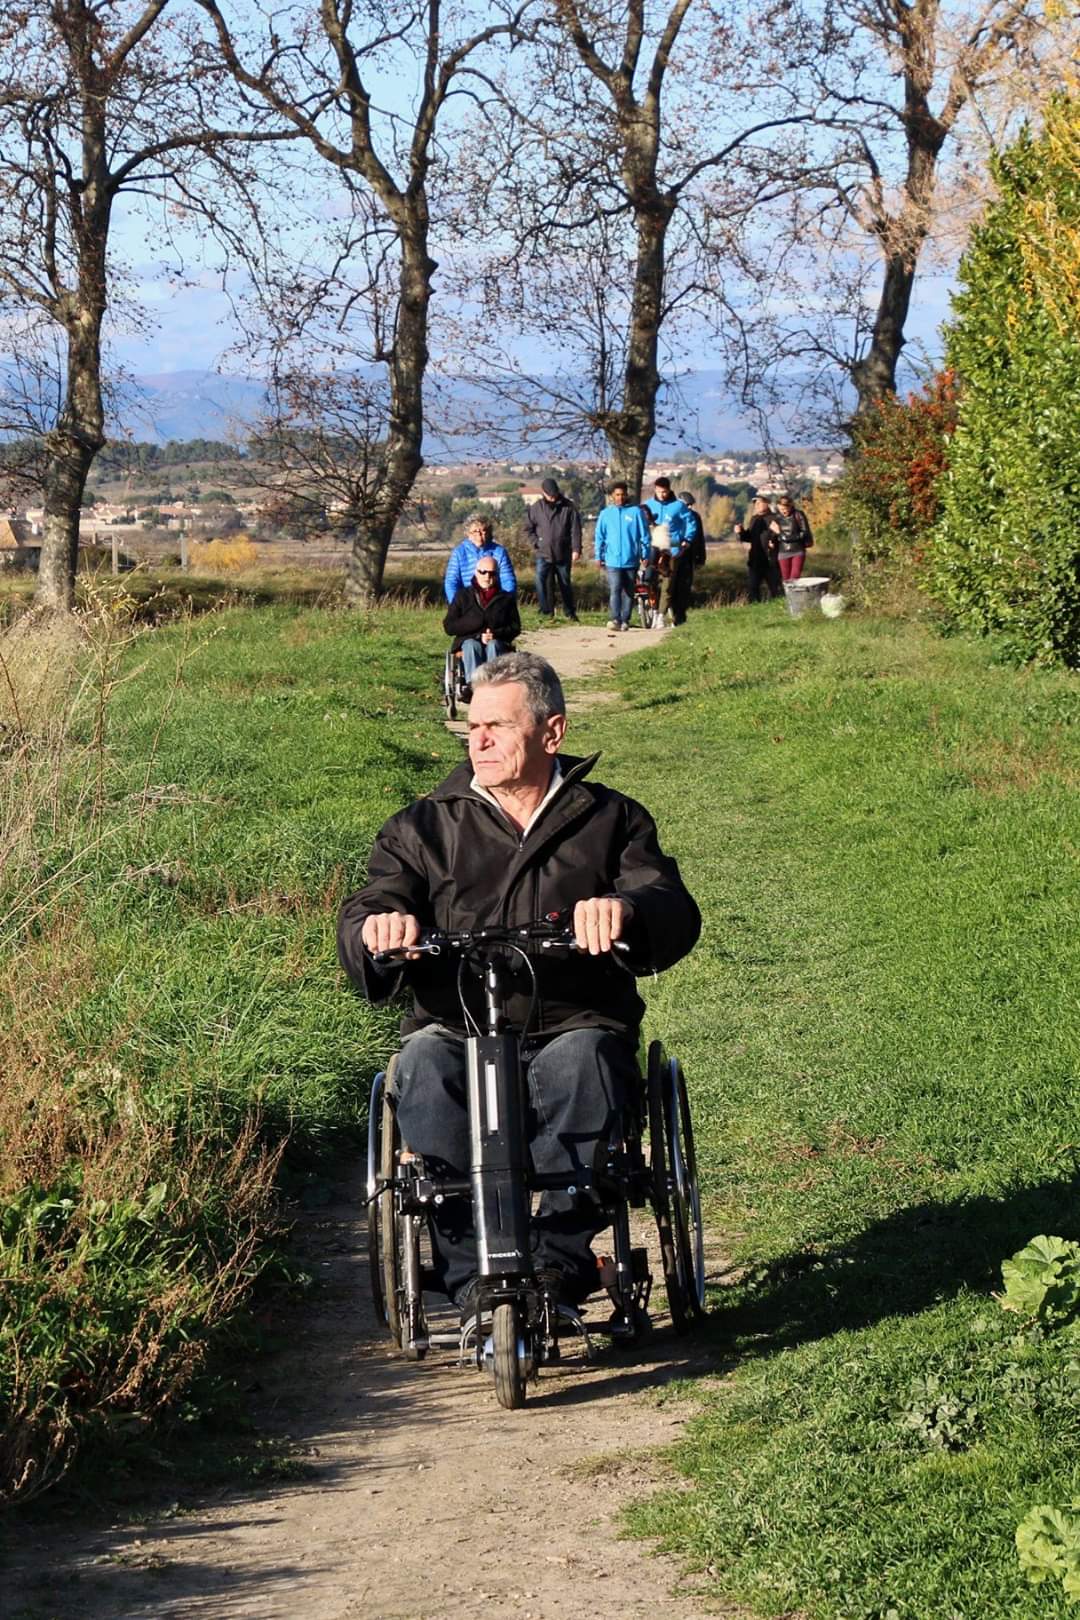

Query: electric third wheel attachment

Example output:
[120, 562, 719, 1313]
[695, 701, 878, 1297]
[492, 1300, 529, 1409]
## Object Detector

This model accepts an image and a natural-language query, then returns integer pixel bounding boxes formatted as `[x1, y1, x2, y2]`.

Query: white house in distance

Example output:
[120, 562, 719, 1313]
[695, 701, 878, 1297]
[0, 514, 40, 571]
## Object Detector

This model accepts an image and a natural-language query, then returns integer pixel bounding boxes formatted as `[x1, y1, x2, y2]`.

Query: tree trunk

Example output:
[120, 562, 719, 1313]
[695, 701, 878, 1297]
[850, 249, 918, 412]
[35, 326, 106, 612]
[603, 201, 671, 495]
[851, 93, 943, 416]
[343, 225, 433, 603]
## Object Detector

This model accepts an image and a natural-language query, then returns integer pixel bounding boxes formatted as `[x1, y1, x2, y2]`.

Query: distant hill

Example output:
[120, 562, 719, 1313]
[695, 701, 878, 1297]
[112, 372, 267, 445]
[85, 367, 821, 456]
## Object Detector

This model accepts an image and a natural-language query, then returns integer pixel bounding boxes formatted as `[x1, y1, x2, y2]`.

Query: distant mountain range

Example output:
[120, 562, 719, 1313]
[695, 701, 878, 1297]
[107, 368, 805, 456]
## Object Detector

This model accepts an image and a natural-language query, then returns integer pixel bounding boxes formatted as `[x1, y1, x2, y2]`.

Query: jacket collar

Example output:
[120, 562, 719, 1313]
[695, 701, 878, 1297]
[431, 751, 599, 805]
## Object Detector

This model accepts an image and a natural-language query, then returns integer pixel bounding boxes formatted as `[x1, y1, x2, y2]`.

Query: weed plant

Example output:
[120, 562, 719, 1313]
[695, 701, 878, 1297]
[558, 603, 1080, 1619]
[0, 596, 448, 1499]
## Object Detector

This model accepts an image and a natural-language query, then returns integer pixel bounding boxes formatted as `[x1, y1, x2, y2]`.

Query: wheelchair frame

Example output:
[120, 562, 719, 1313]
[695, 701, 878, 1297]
[442, 647, 470, 720]
[367, 1013, 705, 1407]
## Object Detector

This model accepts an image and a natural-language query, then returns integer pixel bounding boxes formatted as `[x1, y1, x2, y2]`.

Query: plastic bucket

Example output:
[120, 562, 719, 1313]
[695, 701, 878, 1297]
[784, 575, 830, 617]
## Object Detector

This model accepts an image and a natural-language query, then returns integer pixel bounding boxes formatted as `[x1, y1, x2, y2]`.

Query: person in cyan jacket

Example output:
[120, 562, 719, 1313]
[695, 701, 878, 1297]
[443, 513, 516, 602]
[442, 559, 520, 688]
[645, 476, 692, 626]
[339, 652, 700, 1312]
[593, 483, 649, 631]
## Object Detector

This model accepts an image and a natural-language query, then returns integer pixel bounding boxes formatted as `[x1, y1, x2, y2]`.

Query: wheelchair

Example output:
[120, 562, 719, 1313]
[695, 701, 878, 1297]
[442, 646, 470, 720]
[365, 920, 706, 1408]
[634, 559, 665, 628]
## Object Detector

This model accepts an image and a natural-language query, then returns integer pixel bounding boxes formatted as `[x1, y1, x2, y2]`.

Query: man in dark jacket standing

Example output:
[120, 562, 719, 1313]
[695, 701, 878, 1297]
[338, 652, 699, 1310]
[526, 478, 582, 621]
[735, 494, 783, 602]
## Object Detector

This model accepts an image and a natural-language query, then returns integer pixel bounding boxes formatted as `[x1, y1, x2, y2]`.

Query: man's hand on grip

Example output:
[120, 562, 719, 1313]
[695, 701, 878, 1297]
[362, 912, 422, 960]
[573, 897, 629, 956]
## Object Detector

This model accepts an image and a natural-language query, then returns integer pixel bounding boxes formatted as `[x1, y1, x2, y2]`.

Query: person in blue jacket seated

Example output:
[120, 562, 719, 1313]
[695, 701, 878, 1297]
[443, 560, 521, 690]
[444, 513, 517, 602]
[593, 482, 650, 632]
[644, 475, 691, 626]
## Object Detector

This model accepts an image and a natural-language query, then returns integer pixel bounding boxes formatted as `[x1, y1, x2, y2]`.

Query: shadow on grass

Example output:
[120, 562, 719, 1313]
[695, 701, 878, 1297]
[714, 1172, 1080, 1355]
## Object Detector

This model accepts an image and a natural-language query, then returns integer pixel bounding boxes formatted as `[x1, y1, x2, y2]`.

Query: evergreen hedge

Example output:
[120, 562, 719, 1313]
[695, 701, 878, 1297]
[925, 102, 1080, 666]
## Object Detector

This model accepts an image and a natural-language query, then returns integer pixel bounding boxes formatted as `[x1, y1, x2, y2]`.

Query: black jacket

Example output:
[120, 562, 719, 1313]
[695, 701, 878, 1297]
[739, 513, 779, 566]
[526, 497, 582, 563]
[775, 510, 813, 555]
[442, 587, 521, 653]
[338, 752, 700, 1039]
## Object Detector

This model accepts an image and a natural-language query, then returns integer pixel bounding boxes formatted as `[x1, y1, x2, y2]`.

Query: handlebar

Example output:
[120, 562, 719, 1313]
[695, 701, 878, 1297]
[371, 918, 631, 966]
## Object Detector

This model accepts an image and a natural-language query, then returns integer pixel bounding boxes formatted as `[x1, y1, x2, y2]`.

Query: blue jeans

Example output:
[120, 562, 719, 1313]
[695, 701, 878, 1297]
[393, 1026, 637, 1304]
[535, 557, 576, 617]
[606, 566, 636, 625]
[459, 637, 512, 683]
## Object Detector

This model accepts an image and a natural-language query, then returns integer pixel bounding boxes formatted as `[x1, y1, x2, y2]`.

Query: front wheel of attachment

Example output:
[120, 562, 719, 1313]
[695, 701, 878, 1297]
[492, 1301, 528, 1409]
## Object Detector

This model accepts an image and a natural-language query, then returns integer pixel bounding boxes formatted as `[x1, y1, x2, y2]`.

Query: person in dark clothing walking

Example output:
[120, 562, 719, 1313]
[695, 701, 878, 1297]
[526, 479, 582, 621]
[338, 652, 699, 1309]
[443, 560, 520, 688]
[735, 495, 782, 602]
[674, 491, 707, 623]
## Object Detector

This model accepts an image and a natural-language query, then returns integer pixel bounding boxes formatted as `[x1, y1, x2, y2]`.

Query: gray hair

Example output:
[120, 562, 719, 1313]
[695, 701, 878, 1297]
[466, 511, 494, 531]
[472, 652, 566, 722]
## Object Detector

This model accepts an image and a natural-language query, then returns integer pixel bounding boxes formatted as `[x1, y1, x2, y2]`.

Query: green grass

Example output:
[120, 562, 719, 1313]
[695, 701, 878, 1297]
[557, 602, 1080, 1619]
[0, 600, 453, 1495]
[8, 581, 1079, 1607]
[75, 601, 457, 1140]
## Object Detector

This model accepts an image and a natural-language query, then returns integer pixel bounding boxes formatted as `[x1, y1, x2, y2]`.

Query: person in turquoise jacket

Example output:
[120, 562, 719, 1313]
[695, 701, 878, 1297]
[444, 513, 517, 603]
[593, 483, 649, 631]
[644, 476, 692, 625]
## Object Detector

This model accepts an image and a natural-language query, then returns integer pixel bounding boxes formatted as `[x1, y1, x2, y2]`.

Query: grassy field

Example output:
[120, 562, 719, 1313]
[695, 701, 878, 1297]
[556, 604, 1080, 1620]
[6, 578, 1079, 1617]
[0, 599, 450, 1496]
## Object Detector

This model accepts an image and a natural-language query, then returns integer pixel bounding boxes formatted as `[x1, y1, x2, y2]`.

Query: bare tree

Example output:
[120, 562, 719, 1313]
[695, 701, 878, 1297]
[733, 0, 1076, 419]
[198, 0, 529, 603]
[0, 0, 289, 612]
[448, 0, 816, 492]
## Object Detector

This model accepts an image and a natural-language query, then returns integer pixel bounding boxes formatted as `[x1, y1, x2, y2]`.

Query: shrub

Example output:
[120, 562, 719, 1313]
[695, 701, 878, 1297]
[190, 536, 260, 572]
[924, 101, 1080, 666]
[836, 371, 958, 563]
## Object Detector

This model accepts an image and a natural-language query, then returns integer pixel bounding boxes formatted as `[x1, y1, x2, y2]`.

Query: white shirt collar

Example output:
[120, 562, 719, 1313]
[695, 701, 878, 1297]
[470, 758, 564, 838]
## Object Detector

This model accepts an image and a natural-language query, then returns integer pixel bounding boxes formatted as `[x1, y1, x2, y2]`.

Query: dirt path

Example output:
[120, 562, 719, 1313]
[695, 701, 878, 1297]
[5, 626, 738, 1620]
[444, 619, 669, 737]
[5, 1175, 733, 1620]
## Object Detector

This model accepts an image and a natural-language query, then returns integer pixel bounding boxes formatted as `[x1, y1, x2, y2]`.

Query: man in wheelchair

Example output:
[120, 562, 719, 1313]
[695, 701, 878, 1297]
[338, 652, 700, 1316]
[442, 556, 520, 696]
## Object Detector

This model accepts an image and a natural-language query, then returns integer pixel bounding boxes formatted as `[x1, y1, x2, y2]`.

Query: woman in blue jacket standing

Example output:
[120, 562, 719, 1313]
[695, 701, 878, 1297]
[593, 483, 649, 631]
[444, 513, 517, 602]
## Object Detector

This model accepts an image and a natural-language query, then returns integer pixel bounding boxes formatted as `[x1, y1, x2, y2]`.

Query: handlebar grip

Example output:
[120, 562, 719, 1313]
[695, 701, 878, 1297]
[371, 942, 442, 964]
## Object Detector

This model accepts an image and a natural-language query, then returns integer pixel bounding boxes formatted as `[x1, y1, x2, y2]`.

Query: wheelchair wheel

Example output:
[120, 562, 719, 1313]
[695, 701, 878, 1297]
[367, 1066, 402, 1341]
[443, 653, 458, 720]
[636, 595, 650, 629]
[647, 1042, 706, 1332]
[492, 1300, 528, 1409]
[367, 1061, 428, 1356]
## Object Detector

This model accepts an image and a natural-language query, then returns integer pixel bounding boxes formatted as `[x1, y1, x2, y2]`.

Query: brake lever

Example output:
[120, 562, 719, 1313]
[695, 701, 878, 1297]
[371, 941, 443, 964]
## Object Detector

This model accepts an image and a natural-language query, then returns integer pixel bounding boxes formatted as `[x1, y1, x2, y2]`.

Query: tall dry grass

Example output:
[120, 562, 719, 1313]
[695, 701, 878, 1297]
[0, 597, 281, 1502]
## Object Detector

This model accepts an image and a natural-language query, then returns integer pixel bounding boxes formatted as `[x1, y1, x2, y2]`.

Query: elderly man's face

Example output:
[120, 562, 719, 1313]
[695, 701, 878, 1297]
[468, 524, 491, 547]
[468, 681, 565, 792]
